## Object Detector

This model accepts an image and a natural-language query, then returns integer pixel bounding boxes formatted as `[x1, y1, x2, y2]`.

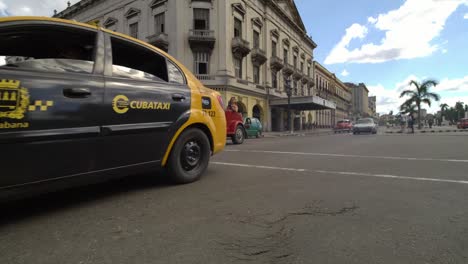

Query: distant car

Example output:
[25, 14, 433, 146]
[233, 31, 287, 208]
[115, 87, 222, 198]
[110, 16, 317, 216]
[334, 119, 352, 133]
[225, 110, 246, 144]
[353, 118, 378, 134]
[458, 118, 468, 129]
[244, 117, 263, 138]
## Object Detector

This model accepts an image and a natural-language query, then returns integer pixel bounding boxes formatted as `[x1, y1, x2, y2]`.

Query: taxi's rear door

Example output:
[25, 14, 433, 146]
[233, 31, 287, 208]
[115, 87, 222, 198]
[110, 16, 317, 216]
[0, 22, 105, 188]
[98, 34, 191, 171]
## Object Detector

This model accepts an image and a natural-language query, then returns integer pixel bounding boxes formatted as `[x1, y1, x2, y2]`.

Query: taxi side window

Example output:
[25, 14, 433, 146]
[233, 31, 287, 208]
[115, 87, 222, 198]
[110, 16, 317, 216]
[111, 37, 168, 82]
[0, 25, 96, 74]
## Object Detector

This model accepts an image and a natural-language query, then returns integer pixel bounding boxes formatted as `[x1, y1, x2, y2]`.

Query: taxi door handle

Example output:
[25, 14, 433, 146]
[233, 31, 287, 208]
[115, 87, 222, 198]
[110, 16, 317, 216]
[172, 93, 186, 101]
[63, 88, 92, 98]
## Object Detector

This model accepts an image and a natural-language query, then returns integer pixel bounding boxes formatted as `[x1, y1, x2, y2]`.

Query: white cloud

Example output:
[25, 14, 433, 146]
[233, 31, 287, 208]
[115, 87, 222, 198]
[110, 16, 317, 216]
[341, 69, 350, 77]
[464, 13, 468, 19]
[325, 0, 466, 64]
[442, 49, 448, 54]
[368, 16, 377, 24]
[0, 0, 79, 17]
[369, 74, 468, 114]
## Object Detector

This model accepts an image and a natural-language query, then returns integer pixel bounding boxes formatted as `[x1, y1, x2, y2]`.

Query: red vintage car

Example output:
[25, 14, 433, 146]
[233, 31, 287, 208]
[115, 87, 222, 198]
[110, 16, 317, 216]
[225, 110, 246, 144]
[334, 119, 353, 133]
[457, 118, 468, 129]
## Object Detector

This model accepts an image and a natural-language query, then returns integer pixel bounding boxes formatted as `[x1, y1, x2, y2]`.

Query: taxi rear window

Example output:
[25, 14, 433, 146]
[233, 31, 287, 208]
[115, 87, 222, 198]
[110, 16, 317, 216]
[0, 24, 96, 74]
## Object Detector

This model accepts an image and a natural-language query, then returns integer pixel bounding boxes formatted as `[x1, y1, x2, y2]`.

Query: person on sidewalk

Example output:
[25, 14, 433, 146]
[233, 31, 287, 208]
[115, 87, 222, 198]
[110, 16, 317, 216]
[408, 114, 415, 134]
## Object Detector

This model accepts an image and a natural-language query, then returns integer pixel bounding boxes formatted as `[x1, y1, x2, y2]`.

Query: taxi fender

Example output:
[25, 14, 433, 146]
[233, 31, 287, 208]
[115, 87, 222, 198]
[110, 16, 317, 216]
[162, 109, 218, 166]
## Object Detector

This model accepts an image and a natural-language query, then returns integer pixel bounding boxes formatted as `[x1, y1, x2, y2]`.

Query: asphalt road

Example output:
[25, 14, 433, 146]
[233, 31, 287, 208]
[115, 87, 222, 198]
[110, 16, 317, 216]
[2, 132, 468, 264]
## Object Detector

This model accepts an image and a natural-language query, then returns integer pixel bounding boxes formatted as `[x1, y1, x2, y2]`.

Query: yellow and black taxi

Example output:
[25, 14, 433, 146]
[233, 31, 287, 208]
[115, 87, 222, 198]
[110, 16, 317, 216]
[0, 17, 226, 199]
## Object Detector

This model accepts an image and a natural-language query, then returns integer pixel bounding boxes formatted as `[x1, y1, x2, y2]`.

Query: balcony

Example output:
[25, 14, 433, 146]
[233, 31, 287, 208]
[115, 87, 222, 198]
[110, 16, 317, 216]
[282, 63, 294, 76]
[292, 69, 303, 80]
[147, 32, 169, 52]
[196, 74, 216, 81]
[232, 37, 251, 58]
[251, 48, 267, 66]
[301, 76, 310, 84]
[269, 56, 284, 71]
[188, 29, 216, 51]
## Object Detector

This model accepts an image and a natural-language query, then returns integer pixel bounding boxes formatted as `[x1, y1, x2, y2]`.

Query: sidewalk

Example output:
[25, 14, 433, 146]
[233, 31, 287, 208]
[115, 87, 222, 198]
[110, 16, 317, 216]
[263, 128, 334, 138]
[383, 126, 468, 134]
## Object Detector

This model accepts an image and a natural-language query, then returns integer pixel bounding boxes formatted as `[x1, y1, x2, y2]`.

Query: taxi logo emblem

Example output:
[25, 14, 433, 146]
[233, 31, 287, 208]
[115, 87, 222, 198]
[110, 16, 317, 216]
[112, 95, 130, 114]
[0, 79, 30, 120]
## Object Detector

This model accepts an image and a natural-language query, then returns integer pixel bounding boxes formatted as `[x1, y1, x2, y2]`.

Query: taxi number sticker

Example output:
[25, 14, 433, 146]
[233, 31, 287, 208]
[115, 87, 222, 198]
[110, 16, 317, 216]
[203, 110, 216, 117]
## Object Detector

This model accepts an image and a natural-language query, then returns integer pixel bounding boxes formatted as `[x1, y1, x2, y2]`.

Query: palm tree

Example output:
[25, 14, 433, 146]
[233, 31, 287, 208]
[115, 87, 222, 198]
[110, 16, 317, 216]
[440, 103, 449, 125]
[400, 101, 417, 116]
[400, 79, 440, 129]
[455, 102, 464, 121]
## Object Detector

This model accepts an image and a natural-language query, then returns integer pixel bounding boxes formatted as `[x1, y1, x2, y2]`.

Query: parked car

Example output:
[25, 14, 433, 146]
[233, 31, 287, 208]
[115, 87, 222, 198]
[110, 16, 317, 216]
[226, 110, 246, 144]
[334, 119, 353, 133]
[0, 16, 226, 200]
[457, 118, 468, 129]
[244, 117, 263, 138]
[353, 118, 378, 134]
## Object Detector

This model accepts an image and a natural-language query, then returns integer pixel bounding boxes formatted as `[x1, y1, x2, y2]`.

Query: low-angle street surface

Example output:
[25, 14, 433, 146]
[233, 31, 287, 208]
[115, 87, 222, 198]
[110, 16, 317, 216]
[2, 132, 468, 264]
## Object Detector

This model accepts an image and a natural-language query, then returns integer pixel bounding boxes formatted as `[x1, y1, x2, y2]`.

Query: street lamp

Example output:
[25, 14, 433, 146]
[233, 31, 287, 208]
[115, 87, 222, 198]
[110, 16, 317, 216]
[285, 78, 293, 133]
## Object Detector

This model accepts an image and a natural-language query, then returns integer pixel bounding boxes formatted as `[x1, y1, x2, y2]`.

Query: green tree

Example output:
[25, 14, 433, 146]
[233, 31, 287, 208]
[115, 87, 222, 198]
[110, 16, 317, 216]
[455, 102, 464, 121]
[440, 103, 449, 125]
[400, 79, 440, 129]
[400, 101, 418, 116]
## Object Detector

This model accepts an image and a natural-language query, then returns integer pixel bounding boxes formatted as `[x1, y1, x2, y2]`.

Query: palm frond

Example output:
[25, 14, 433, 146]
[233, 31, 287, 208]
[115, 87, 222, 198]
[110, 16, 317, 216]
[421, 98, 432, 107]
[400, 90, 417, 98]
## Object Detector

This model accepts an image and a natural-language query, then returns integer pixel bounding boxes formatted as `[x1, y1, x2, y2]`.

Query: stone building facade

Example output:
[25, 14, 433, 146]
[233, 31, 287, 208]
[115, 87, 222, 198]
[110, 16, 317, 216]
[55, 0, 335, 131]
[346, 82, 369, 120]
[313, 62, 351, 127]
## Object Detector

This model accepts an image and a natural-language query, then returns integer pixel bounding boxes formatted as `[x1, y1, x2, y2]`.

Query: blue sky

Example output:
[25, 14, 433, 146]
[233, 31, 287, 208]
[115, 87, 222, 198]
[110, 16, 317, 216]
[296, 0, 468, 114]
[1, 0, 467, 114]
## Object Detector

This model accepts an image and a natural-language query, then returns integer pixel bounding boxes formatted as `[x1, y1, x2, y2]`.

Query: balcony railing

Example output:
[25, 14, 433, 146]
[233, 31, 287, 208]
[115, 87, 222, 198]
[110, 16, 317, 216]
[251, 48, 267, 66]
[232, 37, 251, 58]
[147, 32, 169, 51]
[196, 74, 216, 81]
[269, 56, 284, 71]
[189, 29, 215, 39]
[282, 63, 294, 76]
[188, 29, 216, 50]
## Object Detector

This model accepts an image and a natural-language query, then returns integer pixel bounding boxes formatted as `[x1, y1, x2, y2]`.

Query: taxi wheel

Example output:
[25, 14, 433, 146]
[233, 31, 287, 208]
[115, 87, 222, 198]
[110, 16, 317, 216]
[167, 128, 210, 184]
[232, 126, 245, 144]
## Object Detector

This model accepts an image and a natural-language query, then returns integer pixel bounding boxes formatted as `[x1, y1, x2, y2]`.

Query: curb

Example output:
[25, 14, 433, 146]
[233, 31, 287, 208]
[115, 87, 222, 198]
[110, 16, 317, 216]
[264, 131, 334, 138]
[385, 129, 467, 134]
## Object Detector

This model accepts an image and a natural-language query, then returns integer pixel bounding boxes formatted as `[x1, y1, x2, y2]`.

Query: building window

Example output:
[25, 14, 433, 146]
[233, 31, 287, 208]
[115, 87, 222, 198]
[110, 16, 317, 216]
[234, 17, 242, 37]
[271, 71, 277, 88]
[194, 8, 209, 30]
[129, 22, 138, 38]
[307, 65, 311, 77]
[300, 61, 304, 73]
[234, 57, 242, 78]
[283, 48, 288, 64]
[154, 12, 165, 34]
[253, 30, 260, 49]
[293, 54, 297, 68]
[272, 40, 277, 57]
[253, 65, 260, 84]
[194, 51, 209, 75]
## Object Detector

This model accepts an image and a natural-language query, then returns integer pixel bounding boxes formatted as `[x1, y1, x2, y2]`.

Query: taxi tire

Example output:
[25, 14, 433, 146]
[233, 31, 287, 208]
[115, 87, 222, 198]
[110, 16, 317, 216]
[167, 128, 211, 184]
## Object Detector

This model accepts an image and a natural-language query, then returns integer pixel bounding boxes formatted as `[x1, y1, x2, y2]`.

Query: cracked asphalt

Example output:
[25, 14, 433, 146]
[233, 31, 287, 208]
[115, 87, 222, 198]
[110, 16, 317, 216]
[1, 132, 468, 264]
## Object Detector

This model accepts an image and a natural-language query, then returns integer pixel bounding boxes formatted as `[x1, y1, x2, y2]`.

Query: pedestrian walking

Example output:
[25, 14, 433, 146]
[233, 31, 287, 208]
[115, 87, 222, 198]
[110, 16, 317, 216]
[408, 114, 415, 134]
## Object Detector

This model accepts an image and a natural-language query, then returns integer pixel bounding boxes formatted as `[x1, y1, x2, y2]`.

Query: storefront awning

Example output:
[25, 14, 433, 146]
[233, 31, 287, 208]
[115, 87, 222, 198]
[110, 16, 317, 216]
[269, 96, 336, 110]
